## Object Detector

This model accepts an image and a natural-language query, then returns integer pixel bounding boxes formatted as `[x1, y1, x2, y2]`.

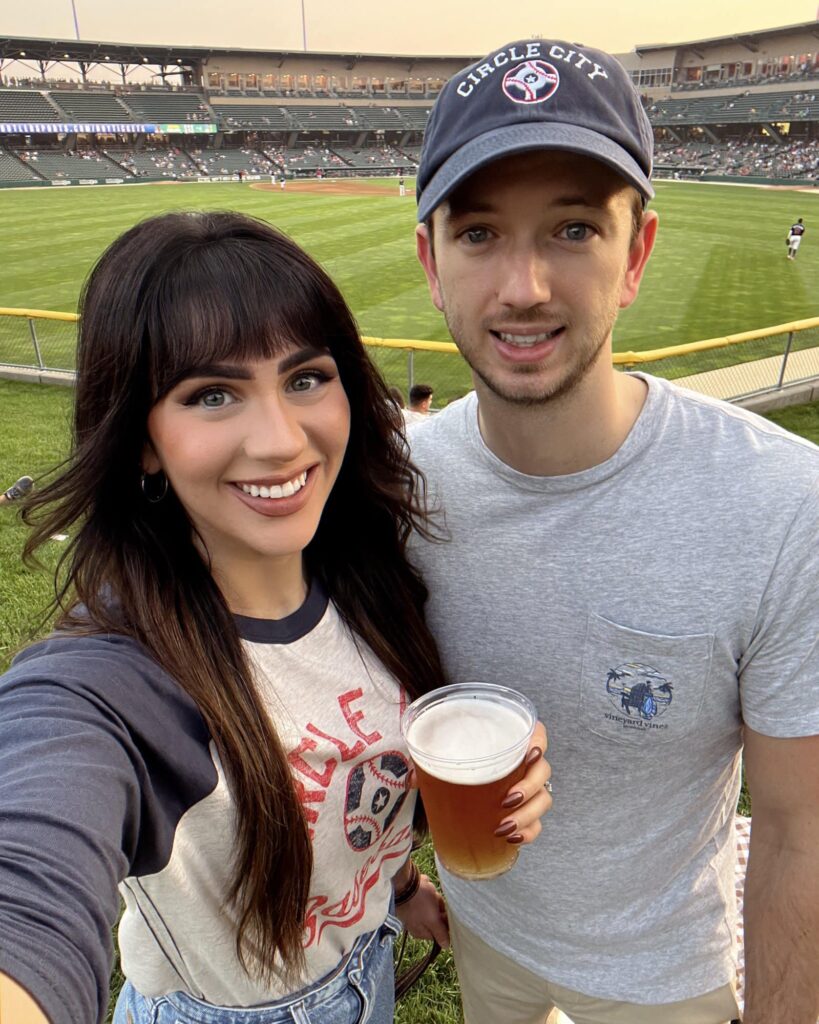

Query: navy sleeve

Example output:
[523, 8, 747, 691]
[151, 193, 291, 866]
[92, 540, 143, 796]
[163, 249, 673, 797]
[0, 634, 214, 1024]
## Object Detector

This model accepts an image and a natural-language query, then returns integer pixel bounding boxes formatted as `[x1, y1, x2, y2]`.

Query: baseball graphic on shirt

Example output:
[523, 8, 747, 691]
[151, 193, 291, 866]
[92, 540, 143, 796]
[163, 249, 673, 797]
[502, 60, 560, 103]
[344, 751, 409, 850]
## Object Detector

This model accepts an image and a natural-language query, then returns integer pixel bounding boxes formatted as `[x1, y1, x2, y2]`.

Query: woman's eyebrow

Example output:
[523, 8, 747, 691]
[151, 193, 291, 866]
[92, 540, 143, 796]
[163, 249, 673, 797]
[278, 346, 333, 372]
[178, 364, 253, 382]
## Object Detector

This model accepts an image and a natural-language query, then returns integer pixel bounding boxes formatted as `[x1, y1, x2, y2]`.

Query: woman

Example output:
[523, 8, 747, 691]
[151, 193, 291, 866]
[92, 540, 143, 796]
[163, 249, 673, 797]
[0, 212, 550, 1024]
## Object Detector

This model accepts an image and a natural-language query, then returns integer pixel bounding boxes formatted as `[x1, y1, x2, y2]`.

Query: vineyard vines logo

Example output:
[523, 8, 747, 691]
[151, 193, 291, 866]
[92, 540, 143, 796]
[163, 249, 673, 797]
[502, 60, 560, 104]
[605, 663, 673, 723]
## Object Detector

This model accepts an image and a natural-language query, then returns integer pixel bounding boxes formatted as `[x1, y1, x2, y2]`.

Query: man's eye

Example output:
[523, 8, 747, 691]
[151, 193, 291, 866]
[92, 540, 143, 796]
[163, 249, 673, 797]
[463, 227, 491, 244]
[563, 223, 593, 241]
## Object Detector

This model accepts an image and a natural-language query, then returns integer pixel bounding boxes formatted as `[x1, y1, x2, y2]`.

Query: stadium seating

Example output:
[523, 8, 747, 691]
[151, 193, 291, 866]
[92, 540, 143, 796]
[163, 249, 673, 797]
[186, 147, 276, 175]
[48, 92, 133, 122]
[0, 90, 61, 122]
[122, 92, 213, 123]
[395, 107, 431, 130]
[348, 106, 406, 130]
[210, 103, 291, 129]
[331, 145, 410, 168]
[13, 149, 126, 180]
[103, 146, 198, 178]
[286, 106, 360, 130]
[0, 147, 43, 181]
[648, 89, 819, 126]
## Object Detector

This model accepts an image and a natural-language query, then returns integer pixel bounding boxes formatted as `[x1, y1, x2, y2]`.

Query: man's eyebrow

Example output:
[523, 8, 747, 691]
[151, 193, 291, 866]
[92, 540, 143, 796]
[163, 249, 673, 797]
[445, 194, 609, 220]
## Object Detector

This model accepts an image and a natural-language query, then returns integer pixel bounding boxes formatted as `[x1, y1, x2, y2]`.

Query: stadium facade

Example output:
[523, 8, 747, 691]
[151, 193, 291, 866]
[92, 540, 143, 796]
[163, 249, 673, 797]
[2, 21, 819, 186]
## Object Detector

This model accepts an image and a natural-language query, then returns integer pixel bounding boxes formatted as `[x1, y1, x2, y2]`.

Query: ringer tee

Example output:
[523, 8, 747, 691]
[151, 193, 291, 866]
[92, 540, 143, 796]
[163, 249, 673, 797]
[0, 584, 414, 1024]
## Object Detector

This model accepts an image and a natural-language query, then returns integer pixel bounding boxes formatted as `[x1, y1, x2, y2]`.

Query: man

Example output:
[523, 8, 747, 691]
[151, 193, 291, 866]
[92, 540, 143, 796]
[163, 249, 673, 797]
[403, 383, 434, 425]
[408, 37, 819, 1024]
[787, 217, 805, 259]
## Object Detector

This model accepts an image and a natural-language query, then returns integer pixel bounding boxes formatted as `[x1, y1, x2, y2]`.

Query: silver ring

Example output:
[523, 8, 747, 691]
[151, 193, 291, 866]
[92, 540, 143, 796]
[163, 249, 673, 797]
[545, 780, 553, 794]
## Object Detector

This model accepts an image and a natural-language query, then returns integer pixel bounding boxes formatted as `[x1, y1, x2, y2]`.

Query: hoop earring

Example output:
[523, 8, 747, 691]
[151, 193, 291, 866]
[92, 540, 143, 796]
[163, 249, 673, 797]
[140, 471, 169, 504]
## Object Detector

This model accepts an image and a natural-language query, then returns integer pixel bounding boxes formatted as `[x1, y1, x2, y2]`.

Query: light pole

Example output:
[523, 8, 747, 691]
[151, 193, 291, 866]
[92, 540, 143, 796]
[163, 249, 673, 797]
[301, 0, 308, 50]
[70, 0, 81, 39]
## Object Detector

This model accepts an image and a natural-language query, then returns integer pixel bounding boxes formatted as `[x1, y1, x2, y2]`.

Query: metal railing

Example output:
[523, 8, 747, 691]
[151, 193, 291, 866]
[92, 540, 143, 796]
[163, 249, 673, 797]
[2, 307, 819, 407]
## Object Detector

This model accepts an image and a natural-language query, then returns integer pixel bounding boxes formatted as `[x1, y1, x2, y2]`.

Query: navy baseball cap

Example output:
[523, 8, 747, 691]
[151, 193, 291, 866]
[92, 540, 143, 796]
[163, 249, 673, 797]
[416, 38, 654, 222]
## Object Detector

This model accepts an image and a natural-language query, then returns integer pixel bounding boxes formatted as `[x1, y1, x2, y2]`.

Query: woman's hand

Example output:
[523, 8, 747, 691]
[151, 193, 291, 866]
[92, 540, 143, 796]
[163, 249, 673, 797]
[494, 720, 552, 846]
[393, 863, 450, 947]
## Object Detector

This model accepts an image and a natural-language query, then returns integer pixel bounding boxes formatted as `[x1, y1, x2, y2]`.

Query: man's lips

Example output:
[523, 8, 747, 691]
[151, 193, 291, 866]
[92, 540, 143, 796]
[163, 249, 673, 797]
[490, 327, 565, 361]
[492, 327, 564, 347]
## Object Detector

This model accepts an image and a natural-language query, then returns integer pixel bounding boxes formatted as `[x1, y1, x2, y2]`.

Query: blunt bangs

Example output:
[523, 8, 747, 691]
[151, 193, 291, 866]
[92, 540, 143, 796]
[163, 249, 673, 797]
[144, 229, 347, 401]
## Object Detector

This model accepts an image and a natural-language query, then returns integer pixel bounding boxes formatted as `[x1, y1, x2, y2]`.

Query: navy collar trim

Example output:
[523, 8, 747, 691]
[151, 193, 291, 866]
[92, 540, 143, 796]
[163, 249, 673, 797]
[233, 581, 329, 644]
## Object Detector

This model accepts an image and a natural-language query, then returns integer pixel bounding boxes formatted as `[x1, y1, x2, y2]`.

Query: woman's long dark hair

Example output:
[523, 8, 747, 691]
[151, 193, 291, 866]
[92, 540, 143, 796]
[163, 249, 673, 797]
[22, 211, 444, 982]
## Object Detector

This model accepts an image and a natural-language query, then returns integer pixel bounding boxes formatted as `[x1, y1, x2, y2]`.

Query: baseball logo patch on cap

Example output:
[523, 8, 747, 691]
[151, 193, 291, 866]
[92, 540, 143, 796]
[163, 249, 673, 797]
[502, 60, 560, 104]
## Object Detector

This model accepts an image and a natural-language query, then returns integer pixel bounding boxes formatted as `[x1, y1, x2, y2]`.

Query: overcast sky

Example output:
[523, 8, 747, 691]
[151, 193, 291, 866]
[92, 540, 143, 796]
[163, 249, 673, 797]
[3, 0, 818, 57]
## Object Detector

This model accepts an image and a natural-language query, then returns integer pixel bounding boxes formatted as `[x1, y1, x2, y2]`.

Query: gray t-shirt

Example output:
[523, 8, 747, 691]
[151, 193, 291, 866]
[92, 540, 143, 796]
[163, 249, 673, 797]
[408, 374, 819, 1004]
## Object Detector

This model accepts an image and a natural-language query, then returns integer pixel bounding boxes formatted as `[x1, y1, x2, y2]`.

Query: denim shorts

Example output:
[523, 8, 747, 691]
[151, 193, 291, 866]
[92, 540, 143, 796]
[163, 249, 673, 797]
[113, 915, 402, 1024]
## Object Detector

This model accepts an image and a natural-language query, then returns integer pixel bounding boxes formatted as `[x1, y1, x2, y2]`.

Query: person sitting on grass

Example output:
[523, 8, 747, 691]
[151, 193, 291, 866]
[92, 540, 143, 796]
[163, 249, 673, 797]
[0, 211, 552, 1024]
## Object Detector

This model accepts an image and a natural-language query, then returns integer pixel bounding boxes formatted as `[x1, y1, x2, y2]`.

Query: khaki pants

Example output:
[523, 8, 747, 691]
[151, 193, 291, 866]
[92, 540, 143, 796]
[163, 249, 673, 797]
[450, 911, 740, 1024]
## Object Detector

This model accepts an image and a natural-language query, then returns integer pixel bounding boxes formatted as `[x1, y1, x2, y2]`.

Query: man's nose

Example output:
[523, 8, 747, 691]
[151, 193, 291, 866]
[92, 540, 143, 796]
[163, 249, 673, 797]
[496, 247, 552, 309]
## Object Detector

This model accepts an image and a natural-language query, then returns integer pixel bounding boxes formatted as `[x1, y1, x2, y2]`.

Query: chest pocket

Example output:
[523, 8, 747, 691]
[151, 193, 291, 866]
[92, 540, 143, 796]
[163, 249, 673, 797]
[578, 613, 714, 747]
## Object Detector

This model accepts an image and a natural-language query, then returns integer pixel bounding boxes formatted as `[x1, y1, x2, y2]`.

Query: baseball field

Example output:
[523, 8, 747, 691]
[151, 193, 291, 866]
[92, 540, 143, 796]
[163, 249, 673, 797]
[1, 174, 817, 1022]
[4, 175, 819, 350]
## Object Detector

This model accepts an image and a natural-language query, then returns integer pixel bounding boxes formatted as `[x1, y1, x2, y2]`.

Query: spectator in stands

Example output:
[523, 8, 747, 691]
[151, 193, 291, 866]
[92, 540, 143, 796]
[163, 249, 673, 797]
[403, 383, 433, 425]
[0, 211, 552, 1024]
[409, 35, 819, 1024]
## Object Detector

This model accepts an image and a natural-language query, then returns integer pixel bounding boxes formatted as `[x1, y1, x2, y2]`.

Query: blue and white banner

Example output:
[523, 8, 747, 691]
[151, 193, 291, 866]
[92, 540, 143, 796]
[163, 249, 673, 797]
[0, 122, 157, 134]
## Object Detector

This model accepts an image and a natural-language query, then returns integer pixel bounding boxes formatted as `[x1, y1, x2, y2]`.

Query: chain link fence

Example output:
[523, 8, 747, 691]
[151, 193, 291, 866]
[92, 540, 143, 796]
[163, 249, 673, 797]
[614, 318, 819, 401]
[0, 309, 79, 373]
[3, 308, 819, 407]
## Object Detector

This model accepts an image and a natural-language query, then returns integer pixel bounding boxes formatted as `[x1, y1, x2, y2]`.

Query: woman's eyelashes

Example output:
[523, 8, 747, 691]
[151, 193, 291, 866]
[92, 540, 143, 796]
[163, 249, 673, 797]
[185, 386, 237, 409]
[289, 368, 333, 393]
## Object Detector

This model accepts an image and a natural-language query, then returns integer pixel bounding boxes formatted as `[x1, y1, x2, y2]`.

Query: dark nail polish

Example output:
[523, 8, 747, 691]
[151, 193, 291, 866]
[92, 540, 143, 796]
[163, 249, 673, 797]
[501, 791, 524, 809]
[507, 834, 524, 845]
[494, 820, 517, 837]
[525, 747, 543, 767]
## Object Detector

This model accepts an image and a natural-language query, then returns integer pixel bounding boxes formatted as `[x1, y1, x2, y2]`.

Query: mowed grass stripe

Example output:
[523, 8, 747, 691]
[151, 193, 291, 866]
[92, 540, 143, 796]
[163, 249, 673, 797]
[3, 179, 819, 353]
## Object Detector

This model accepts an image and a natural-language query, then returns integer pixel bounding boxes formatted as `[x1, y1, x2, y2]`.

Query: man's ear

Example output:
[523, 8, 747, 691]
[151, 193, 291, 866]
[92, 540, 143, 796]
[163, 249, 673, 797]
[416, 222, 445, 313]
[619, 210, 658, 310]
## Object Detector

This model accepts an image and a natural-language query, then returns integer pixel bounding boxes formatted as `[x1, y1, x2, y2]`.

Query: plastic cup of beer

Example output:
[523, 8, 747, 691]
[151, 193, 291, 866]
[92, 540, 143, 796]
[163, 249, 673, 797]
[403, 682, 537, 881]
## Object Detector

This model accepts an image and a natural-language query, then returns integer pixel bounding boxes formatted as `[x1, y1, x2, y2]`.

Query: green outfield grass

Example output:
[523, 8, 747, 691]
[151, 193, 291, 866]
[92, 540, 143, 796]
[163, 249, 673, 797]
[1, 178, 817, 1021]
[3, 177, 819, 354]
[2, 378, 813, 1020]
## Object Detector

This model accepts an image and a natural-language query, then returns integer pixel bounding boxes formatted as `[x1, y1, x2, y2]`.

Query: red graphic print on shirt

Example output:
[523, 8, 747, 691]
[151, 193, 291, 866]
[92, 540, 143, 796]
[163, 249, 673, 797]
[287, 687, 413, 946]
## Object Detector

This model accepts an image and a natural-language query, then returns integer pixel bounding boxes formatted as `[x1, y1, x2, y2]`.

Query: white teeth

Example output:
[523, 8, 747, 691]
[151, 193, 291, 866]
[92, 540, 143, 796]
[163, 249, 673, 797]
[498, 330, 560, 346]
[241, 471, 308, 500]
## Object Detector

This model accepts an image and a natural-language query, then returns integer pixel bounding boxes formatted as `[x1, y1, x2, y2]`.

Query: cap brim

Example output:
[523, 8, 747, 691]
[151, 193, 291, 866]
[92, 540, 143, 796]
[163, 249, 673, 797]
[417, 122, 654, 222]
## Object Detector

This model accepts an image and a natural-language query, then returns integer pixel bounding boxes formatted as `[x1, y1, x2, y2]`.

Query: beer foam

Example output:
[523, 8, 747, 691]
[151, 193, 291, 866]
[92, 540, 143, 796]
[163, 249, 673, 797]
[406, 698, 532, 784]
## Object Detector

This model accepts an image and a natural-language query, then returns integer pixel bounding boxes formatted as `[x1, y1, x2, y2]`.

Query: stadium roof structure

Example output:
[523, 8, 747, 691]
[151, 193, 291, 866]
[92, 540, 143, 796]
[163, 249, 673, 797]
[634, 19, 819, 56]
[0, 35, 476, 72]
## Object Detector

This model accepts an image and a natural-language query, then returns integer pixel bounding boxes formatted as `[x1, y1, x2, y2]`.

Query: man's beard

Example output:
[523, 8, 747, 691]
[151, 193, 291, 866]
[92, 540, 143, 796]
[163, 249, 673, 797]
[443, 306, 618, 408]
